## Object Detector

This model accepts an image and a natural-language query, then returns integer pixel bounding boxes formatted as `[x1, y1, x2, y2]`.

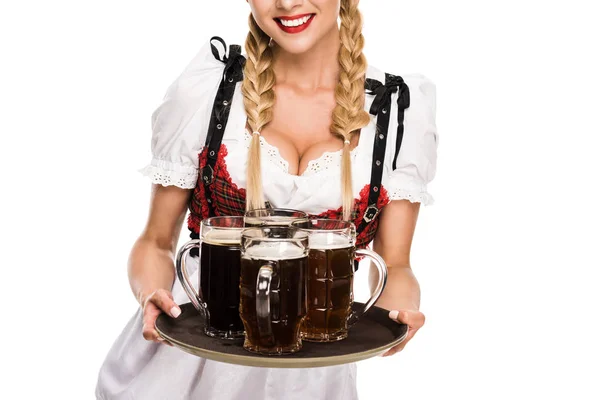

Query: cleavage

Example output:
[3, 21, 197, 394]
[260, 126, 345, 176]
[259, 85, 343, 176]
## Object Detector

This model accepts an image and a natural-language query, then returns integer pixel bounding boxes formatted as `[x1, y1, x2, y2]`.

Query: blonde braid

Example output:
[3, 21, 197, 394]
[241, 14, 276, 211]
[332, 0, 370, 221]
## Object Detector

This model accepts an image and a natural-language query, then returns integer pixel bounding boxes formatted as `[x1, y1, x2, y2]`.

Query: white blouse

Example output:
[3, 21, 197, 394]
[97, 38, 438, 400]
[139, 39, 438, 214]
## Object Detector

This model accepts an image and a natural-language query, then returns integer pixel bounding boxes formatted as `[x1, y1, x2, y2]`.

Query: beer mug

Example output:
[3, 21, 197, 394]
[239, 227, 309, 355]
[291, 219, 388, 342]
[243, 208, 308, 229]
[176, 216, 245, 339]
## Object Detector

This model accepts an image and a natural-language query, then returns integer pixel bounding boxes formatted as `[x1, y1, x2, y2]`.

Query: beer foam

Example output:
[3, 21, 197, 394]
[244, 242, 306, 260]
[308, 232, 352, 250]
[202, 229, 241, 246]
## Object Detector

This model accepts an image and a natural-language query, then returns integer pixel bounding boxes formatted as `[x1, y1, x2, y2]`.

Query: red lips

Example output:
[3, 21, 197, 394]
[274, 14, 315, 34]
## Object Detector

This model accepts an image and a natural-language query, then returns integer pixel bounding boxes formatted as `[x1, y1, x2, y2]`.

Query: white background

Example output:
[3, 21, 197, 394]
[2, 0, 599, 399]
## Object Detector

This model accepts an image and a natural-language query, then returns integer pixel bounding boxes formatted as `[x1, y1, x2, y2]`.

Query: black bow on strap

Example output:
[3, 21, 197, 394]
[210, 36, 246, 82]
[365, 74, 411, 170]
[223, 45, 246, 82]
[365, 74, 410, 116]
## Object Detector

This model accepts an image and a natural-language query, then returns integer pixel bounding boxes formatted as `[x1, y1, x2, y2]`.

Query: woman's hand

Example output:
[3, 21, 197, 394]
[141, 289, 181, 344]
[382, 309, 426, 357]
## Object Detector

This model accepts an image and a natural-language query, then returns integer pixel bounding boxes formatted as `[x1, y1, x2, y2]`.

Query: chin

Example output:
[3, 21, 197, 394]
[272, 36, 319, 55]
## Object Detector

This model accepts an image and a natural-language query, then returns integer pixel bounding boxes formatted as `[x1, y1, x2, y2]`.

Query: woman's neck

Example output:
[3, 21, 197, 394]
[272, 27, 341, 91]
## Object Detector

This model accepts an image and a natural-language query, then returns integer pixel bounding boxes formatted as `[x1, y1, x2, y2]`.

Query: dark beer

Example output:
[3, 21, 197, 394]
[239, 244, 308, 354]
[304, 243, 354, 341]
[292, 219, 388, 342]
[200, 235, 243, 337]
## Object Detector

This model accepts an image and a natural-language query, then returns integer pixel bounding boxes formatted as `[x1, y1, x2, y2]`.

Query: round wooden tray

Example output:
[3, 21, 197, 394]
[156, 302, 407, 368]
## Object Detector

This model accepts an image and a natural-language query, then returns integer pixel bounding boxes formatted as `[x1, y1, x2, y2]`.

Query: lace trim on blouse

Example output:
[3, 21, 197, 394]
[139, 159, 198, 189]
[243, 130, 357, 177]
[389, 189, 434, 205]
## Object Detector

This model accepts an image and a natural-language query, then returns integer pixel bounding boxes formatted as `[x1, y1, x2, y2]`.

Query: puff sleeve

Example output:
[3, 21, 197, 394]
[139, 39, 226, 188]
[384, 74, 438, 204]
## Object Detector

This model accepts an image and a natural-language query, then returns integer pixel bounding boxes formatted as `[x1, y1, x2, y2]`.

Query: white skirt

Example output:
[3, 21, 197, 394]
[95, 254, 358, 400]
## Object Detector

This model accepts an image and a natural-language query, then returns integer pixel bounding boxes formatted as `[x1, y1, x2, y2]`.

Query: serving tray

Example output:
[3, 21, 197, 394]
[156, 302, 407, 368]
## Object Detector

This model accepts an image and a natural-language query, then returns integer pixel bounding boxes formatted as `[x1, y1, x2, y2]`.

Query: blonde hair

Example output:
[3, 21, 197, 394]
[242, 0, 369, 219]
[332, 0, 370, 219]
[241, 14, 275, 211]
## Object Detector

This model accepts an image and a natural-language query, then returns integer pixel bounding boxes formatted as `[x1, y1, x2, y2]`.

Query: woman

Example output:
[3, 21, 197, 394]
[96, 0, 437, 399]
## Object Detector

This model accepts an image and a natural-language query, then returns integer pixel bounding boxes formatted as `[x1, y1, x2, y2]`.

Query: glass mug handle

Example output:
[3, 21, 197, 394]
[348, 249, 388, 326]
[256, 264, 274, 339]
[175, 239, 207, 317]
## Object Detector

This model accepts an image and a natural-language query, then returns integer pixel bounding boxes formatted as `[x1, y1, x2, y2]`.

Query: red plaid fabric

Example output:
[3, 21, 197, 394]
[188, 144, 389, 249]
[188, 145, 246, 232]
[312, 184, 390, 249]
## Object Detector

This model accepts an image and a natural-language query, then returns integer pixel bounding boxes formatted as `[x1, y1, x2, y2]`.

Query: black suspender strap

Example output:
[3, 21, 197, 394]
[392, 77, 410, 171]
[200, 37, 246, 217]
[356, 73, 410, 235]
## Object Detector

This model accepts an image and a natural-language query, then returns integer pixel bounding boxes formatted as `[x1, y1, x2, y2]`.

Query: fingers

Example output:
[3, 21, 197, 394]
[382, 343, 405, 357]
[141, 289, 181, 344]
[382, 338, 408, 357]
[381, 309, 426, 357]
[389, 310, 426, 329]
[142, 301, 163, 342]
[144, 289, 181, 319]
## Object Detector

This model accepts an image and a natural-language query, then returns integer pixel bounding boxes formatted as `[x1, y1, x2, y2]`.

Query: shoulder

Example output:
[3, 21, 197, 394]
[159, 37, 228, 104]
[403, 73, 436, 120]
[366, 64, 435, 90]
[366, 64, 436, 114]
[148, 36, 231, 161]
[365, 67, 438, 204]
[402, 73, 436, 95]
[151, 36, 232, 138]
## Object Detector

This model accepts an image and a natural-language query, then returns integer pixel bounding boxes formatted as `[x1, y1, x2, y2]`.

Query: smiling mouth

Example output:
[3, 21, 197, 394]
[274, 14, 315, 28]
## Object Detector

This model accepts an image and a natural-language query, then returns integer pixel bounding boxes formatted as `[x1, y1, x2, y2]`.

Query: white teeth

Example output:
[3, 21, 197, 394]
[279, 15, 311, 27]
